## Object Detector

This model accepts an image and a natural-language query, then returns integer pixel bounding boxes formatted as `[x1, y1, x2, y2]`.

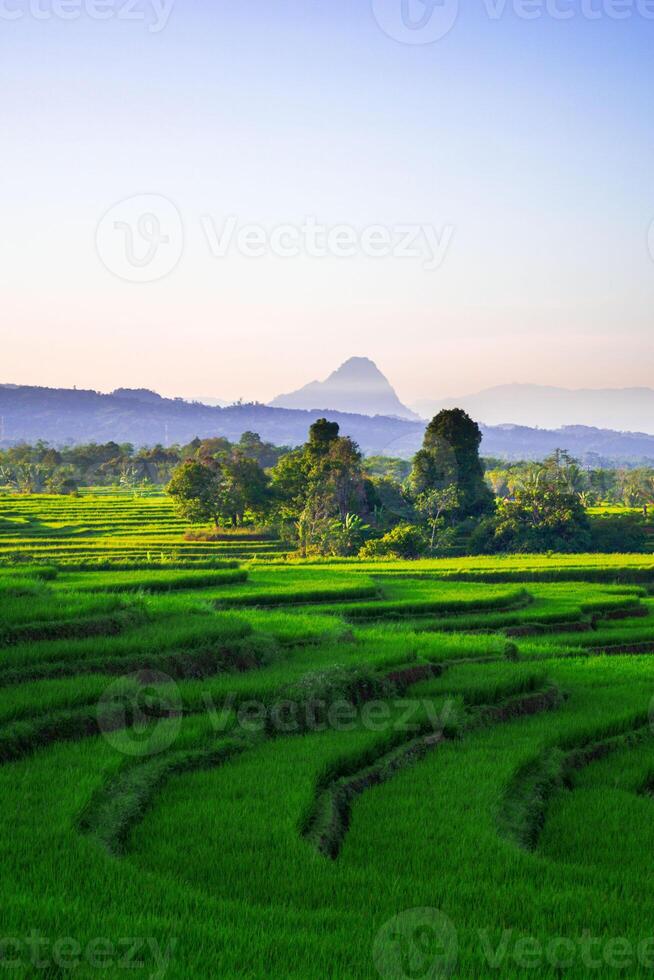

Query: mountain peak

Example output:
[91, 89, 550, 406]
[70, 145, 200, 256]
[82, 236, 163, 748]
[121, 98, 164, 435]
[332, 356, 383, 374]
[270, 357, 418, 420]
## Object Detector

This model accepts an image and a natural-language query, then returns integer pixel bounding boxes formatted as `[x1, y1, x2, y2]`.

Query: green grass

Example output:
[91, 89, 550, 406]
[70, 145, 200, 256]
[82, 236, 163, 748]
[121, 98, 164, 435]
[2, 491, 654, 976]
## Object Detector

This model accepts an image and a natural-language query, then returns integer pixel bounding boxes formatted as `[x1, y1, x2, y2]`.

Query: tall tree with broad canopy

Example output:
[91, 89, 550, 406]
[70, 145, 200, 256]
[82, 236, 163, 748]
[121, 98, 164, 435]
[410, 409, 494, 519]
[269, 419, 372, 554]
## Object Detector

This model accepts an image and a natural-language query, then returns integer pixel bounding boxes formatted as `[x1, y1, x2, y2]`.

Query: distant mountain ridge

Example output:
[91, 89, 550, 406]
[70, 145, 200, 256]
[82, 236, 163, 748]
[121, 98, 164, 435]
[270, 357, 419, 420]
[2, 383, 654, 465]
[480, 423, 654, 464]
[111, 388, 164, 405]
[414, 384, 654, 435]
[0, 384, 419, 457]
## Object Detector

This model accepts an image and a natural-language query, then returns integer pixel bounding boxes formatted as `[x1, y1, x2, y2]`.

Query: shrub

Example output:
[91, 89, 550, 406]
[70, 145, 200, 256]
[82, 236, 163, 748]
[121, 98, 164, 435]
[359, 524, 427, 560]
[588, 514, 648, 553]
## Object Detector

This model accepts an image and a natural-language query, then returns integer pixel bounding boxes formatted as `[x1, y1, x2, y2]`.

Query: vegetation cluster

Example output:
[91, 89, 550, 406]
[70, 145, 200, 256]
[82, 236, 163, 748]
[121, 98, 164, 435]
[3, 410, 653, 557]
[164, 412, 654, 557]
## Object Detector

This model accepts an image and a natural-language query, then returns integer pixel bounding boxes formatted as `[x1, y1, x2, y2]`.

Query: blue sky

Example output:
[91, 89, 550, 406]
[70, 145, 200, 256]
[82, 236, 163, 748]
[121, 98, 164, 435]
[1, 0, 652, 403]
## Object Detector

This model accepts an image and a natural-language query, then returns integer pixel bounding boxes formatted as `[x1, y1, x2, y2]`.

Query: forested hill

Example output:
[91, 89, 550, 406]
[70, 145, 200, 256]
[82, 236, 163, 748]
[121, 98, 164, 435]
[2, 384, 654, 464]
[0, 385, 421, 456]
[480, 424, 654, 465]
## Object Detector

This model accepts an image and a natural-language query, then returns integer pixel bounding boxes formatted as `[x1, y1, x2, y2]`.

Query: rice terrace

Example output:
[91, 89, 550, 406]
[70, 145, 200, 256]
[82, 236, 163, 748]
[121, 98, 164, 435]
[2, 486, 654, 977]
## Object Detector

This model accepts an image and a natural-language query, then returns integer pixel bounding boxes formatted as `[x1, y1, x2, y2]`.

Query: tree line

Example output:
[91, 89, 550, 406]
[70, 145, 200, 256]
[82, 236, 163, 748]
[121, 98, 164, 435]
[3, 411, 653, 555]
[166, 411, 653, 556]
[0, 433, 288, 495]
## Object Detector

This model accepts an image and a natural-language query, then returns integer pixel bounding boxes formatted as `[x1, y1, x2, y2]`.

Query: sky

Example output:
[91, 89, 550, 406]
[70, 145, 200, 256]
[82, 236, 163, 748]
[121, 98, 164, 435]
[1, 0, 653, 406]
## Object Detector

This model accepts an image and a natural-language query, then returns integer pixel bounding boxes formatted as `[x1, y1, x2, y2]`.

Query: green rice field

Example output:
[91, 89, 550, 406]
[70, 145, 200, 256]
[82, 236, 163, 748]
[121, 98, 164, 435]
[2, 492, 654, 977]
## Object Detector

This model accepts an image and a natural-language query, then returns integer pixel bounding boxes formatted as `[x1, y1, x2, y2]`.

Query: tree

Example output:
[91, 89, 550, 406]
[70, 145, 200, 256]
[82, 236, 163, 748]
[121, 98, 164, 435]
[269, 420, 371, 555]
[588, 512, 647, 553]
[221, 452, 271, 524]
[485, 469, 511, 499]
[299, 430, 370, 553]
[45, 466, 79, 495]
[410, 409, 494, 519]
[119, 463, 140, 494]
[363, 456, 412, 482]
[544, 450, 587, 495]
[620, 469, 654, 516]
[269, 449, 310, 520]
[166, 453, 271, 527]
[367, 476, 415, 529]
[195, 437, 232, 464]
[415, 485, 461, 552]
[307, 418, 340, 457]
[166, 461, 223, 525]
[324, 513, 370, 557]
[317, 435, 368, 521]
[238, 431, 287, 469]
[493, 452, 591, 552]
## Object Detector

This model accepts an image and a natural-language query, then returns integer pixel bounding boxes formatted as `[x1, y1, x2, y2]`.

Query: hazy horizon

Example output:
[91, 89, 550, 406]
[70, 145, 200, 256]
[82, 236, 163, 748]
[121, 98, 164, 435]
[3, 3, 653, 404]
[7, 365, 654, 407]
[6, 358, 654, 435]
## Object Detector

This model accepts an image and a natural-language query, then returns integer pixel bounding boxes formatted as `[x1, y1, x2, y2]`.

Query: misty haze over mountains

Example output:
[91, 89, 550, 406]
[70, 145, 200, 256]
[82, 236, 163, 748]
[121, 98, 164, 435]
[267, 357, 654, 436]
[414, 385, 654, 435]
[3, 373, 654, 465]
[0, 384, 420, 457]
